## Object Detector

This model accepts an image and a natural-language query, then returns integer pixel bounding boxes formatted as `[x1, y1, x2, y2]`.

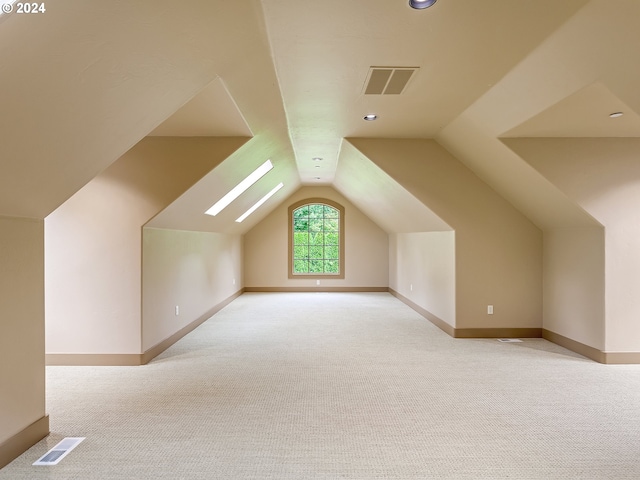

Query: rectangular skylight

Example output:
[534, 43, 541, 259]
[236, 182, 284, 223]
[205, 159, 273, 216]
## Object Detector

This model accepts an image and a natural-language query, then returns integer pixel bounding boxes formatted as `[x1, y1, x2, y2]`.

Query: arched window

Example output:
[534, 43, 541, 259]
[288, 198, 345, 279]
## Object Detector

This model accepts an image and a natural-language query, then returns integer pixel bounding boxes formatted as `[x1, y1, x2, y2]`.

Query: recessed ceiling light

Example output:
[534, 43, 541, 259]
[409, 0, 437, 9]
[364, 114, 378, 121]
[315, 177, 321, 180]
[315, 165, 321, 168]
[312, 157, 323, 161]
[609, 112, 624, 118]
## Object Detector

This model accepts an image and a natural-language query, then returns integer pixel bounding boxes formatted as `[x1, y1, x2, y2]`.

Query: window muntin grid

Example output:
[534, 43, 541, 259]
[292, 203, 340, 275]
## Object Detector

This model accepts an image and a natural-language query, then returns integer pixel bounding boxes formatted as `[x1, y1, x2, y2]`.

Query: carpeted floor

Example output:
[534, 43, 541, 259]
[2, 292, 640, 479]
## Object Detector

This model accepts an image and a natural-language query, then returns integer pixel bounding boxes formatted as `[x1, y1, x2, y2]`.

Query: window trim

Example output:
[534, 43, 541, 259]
[288, 198, 345, 279]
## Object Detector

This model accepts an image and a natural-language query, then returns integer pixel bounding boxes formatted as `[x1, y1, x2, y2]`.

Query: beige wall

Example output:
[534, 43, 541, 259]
[506, 137, 640, 352]
[0, 217, 45, 444]
[543, 227, 605, 350]
[348, 138, 542, 329]
[389, 232, 456, 326]
[45, 174, 144, 353]
[142, 228, 242, 351]
[244, 186, 388, 288]
[45, 137, 246, 355]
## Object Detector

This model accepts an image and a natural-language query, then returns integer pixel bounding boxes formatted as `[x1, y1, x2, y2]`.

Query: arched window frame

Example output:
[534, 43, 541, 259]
[288, 198, 345, 279]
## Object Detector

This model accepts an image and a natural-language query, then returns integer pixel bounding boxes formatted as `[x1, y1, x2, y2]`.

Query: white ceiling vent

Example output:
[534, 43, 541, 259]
[363, 67, 419, 95]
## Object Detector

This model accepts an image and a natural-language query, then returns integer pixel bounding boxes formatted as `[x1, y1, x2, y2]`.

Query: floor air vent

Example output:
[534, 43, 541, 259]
[497, 339, 523, 343]
[363, 67, 419, 95]
[33, 437, 85, 466]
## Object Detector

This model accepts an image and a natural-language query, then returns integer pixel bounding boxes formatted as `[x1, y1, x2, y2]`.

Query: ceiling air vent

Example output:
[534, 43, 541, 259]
[363, 67, 419, 95]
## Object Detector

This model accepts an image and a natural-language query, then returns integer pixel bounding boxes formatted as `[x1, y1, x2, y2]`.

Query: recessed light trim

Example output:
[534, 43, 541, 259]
[364, 114, 378, 121]
[312, 157, 323, 161]
[205, 159, 273, 216]
[235, 182, 284, 223]
[409, 0, 437, 9]
[609, 112, 624, 118]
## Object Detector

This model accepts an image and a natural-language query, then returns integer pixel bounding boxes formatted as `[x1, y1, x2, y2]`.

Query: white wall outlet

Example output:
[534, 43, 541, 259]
[175, 305, 180, 316]
[410, 284, 413, 292]
[232, 278, 236, 285]
[316, 280, 320, 285]
[487, 305, 493, 315]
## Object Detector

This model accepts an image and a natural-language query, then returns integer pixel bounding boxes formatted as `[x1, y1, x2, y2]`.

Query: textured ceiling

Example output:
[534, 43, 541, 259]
[260, 0, 590, 185]
[2, 0, 639, 234]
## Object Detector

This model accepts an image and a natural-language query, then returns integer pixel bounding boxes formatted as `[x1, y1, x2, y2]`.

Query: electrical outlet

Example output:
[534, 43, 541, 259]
[316, 280, 320, 285]
[410, 284, 413, 292]
[487, 305, 493, 315]
[232, 278, 236, 285]
[175, 305, 180, 316]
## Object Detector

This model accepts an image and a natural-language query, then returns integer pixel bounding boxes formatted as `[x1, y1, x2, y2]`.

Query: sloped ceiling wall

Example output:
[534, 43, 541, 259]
[334, 140, 451, 234]
[146, 137, 300, 234]
[436, 0, 640, 230]
[45, 136, 248, 355]
[346, 138, 542, 330]
[0, 0, 298, 221]
[505, 137, 640, 352]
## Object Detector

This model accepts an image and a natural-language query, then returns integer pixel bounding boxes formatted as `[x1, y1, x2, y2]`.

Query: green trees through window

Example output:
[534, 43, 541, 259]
[292, 203, 340, 274]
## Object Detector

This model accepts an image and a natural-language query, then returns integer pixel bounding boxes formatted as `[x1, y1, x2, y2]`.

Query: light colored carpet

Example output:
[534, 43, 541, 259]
[2, 292, 640, 479]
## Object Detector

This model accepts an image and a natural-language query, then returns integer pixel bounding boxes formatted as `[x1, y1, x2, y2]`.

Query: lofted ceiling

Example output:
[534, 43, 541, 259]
[260, 0, 589, 184]
[2, 0, 640, 234]
[147, 78, 252, 138]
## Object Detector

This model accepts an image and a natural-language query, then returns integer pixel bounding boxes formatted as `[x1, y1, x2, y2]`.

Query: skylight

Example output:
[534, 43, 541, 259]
[205, 160, 273, 216]
[235, 182, 284, 223]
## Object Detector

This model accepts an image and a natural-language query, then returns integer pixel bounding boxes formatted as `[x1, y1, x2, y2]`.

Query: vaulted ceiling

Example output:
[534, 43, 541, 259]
[1, 0, 639, 234]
